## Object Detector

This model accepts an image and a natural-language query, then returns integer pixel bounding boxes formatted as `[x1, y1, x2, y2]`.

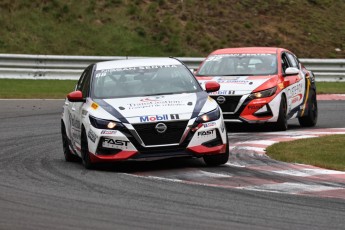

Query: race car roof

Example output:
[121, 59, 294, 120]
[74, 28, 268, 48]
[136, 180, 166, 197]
[210, 47, 288, 55]
[95, 57, 182, 71]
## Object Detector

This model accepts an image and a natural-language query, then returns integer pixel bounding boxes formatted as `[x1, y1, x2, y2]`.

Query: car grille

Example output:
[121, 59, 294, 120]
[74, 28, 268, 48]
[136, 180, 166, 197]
[132, 121, 189, 146]
[211, 95, 242, 113]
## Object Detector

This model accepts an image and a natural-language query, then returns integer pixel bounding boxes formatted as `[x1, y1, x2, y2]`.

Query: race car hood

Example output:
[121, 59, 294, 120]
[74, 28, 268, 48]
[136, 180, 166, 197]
[197, 75, 278, 95]
[92, 92, 218, 123]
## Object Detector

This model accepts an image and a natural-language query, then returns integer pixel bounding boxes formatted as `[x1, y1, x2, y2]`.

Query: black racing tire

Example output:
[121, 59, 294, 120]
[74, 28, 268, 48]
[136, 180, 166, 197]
[81, 128, 94, 169]
[273, 96, 288, 131]
[298, 90, 318, 127]
[61, 121, 79, 162]
[203, 136, 229, 166]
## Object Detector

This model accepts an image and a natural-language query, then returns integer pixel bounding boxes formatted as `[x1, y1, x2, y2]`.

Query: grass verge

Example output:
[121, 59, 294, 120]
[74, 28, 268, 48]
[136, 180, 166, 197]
[0, 80, 345, 99]
[266, 135, 345, 171]
[316, 82, 345, 94]
[0, 79, 77, 99]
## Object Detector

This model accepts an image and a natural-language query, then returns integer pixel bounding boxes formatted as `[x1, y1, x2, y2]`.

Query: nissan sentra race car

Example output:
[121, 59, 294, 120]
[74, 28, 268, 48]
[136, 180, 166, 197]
[195, 47, 318, 131]
[61, 57, 229, 169]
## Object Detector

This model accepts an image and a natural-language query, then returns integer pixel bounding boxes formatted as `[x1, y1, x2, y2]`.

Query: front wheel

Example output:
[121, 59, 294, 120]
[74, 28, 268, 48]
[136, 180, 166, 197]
[298, 91, 318, 127]
[61, 121, 79, 162]
[203, 136, 229, 166]
[273, 96, 288, 131]
[81, 129, 94, 169]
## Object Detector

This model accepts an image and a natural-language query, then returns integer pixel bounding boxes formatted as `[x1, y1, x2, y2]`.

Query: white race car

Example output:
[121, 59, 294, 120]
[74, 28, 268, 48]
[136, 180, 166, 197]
[61, 58, 229, 169]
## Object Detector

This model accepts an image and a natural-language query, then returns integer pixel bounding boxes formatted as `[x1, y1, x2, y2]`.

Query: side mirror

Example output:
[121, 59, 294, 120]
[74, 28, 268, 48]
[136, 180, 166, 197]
[284, 67, 299, 76]
[67, 91, 85, 102]
[205, 81, 220, 93]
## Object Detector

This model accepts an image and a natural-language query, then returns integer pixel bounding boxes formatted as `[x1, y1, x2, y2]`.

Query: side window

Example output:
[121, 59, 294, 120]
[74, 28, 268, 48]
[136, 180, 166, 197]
[286, 53, 299, 69]
[281, 53, 291, 73]
[77, 65, 93, 98]
[76, 69, 88, 91]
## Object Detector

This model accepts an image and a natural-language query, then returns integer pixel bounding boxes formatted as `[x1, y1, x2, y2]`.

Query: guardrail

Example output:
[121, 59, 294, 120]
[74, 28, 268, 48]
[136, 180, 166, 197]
[0, 54, 344, 81]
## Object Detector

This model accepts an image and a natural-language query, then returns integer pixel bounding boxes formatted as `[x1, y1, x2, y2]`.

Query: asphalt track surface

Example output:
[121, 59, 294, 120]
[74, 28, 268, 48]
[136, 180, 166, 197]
[0, 99, 345, 230]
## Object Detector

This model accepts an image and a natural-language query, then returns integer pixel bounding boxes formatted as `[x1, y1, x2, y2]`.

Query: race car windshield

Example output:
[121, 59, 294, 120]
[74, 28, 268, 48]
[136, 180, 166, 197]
[197, 54, 278, 76]
[92, 65, 201, 99]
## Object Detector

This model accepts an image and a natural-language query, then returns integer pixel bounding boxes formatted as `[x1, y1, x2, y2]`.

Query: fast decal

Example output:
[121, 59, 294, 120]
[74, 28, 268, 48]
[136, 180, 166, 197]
[93, 99, 128, 123]
[102, 138, 130, 149]
[88, 130, 97, 143]
[197, 130, 215, 136]
[203, 122, 216, 128]
[139, 114, 180, 122]
[101, 130, 117, 135]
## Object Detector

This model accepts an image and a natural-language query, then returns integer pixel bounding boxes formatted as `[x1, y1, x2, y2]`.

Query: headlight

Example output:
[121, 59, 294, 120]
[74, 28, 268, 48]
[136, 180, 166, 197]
[249, 86, 277, 99]
[195, 107, 220, 123]
[89, 115, 124, 129]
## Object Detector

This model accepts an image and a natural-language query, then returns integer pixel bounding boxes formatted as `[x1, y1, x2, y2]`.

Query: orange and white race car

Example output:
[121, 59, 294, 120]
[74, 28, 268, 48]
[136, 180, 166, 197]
[195, 47, 318, 131]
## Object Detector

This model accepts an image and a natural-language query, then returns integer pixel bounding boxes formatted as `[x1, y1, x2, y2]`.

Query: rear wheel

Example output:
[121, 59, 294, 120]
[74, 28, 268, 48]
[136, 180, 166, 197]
[298, 90, 318, 127]
[203, 136, 229, 166]
[61, 121, 79, 162]
[274, 96, 288, 131]
[81, 128, 94, 169]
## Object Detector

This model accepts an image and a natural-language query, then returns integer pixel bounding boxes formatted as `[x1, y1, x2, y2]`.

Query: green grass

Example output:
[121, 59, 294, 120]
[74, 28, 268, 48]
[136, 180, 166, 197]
[0, 80, 345, 99]
[0, 79, 77, 99]
[266, 135, 345, 171]
[316, 82, 345, 94]
[0, 0, 344, 58]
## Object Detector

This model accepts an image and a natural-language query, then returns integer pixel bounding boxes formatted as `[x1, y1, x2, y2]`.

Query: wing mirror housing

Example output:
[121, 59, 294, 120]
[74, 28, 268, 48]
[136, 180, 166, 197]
[284, 67, 299, 76]
[205, 81, 220, 93]
[67, 90, 85, 102]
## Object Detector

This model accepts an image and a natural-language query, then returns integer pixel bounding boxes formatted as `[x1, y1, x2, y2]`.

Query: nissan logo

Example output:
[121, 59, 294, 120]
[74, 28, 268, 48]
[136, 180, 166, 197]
[217, 96, 226, 104]
[155, 123, 167, 134]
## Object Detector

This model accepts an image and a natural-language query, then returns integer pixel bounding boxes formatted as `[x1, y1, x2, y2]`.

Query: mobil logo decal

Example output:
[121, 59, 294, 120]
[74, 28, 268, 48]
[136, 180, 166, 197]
[140, 114, 169, 122]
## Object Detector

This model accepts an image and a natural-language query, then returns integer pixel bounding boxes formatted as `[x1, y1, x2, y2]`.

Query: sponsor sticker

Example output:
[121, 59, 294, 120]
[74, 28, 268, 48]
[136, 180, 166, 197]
[88, 130, 97, 143]
[127, 100, 186, 110]
[291, 94, 303, 104]
[101, 130, 117, 135]
[248, 105, 262, 110]
[95, 65, 178, 78]
[197, 129, 215, 137]
[217, 80, 249, 84]
[203, 122, 217, 128]
[102, 138, 130, 149]
[287, 81, 303, 98]
[139, 114, 180, 122]
[209, 90, 236, 95]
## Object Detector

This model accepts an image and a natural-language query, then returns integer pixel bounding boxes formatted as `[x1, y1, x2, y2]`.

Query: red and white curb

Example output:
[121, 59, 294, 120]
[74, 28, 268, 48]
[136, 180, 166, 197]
[317, 94, 345, 101]
[228, 128, 345, 198]
[230, 128, 345, 154]
[129, 128, 345, 199]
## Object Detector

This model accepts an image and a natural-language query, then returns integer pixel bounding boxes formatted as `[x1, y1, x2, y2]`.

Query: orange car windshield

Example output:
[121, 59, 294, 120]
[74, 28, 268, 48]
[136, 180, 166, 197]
[198, 54, 278, 76]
